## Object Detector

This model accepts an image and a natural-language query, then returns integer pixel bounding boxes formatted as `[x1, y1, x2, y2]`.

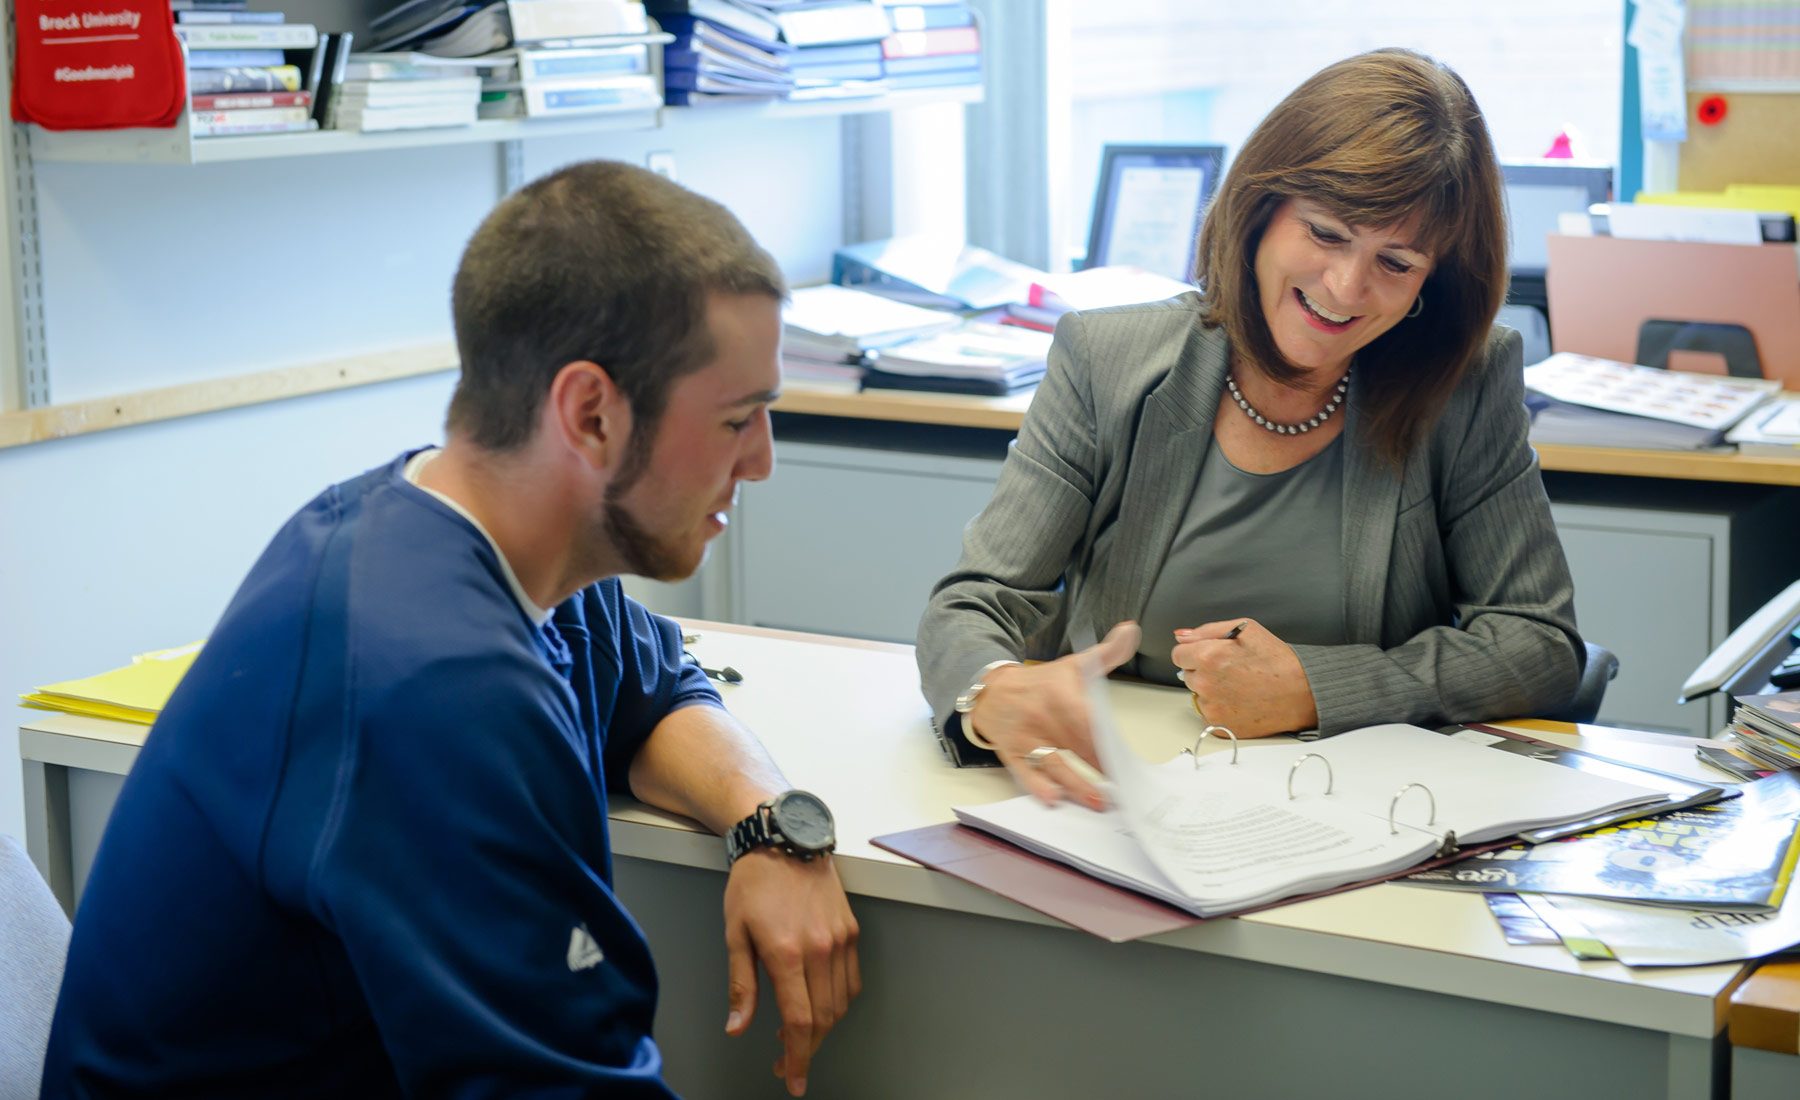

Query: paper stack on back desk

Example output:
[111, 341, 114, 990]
[21, 642, 203, 724]
[1524, 351, 1779, 450]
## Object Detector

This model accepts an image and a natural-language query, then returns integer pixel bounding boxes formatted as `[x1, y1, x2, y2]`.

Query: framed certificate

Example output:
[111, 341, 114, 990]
[1082, 144, 1224, 283]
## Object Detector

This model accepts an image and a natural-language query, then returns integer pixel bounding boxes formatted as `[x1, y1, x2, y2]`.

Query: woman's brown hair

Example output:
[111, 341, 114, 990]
[1194, 48, 1508, 467]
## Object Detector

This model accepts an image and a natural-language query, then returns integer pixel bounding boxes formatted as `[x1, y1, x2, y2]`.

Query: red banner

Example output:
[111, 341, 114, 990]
[12, 0, 186, 130]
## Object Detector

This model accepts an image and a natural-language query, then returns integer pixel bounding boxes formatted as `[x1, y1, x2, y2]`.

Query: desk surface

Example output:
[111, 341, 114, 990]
[773, 381, 1800, 487]
[17, 619, 1748, 1045]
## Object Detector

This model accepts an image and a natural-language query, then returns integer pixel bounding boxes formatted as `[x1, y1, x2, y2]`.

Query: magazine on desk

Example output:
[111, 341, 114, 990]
[1405, 771, 1800, 909]
[948, 677, 1670, 920]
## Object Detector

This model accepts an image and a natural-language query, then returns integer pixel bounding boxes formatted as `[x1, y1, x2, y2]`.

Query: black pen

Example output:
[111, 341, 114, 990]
[1223, 620, 1248, 640]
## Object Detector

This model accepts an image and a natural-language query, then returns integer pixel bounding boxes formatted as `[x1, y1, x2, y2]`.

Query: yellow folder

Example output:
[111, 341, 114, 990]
[21, 642, 204, 725]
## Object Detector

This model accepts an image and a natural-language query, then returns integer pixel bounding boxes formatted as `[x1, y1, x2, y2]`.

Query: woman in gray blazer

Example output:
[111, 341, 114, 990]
[917, 48, 1583, 807]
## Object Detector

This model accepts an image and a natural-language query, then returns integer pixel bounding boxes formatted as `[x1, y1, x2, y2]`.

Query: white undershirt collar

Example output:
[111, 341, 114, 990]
[403, 448, 553, 626]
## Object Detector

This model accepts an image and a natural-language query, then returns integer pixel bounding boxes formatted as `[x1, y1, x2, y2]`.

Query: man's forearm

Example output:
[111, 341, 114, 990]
[628, 703, 789, 834]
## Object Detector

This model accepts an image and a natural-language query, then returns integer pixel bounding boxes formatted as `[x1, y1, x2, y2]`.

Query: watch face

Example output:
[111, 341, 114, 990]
[772, 791, 834, 851]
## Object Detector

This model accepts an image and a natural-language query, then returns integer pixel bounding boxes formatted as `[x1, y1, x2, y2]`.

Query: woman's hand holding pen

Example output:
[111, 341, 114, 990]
[1172, 618, 1319, 737]
[967, 622, 1141, 811]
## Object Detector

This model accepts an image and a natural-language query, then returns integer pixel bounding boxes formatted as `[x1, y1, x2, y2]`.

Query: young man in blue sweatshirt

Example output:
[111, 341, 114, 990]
[44, 160, 858, 1098]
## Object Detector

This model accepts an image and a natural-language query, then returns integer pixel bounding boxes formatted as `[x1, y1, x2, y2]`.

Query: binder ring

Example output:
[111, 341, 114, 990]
[1192, 725, 1238, 766]
[1286, 753, 1334, 799]
[1388, 782, 1438, 835]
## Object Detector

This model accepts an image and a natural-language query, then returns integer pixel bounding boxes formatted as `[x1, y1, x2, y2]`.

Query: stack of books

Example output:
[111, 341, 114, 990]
[876, 0, 979, 92]
[330, 53, 484, 131]
[1714, 690, 1800, 775]
[1523, 352, 1781, 450]
[648, 1, 794, 105]
[780, 285, 959, 385]
[474, 41, 663, 119]
[174, 0, 320, 136]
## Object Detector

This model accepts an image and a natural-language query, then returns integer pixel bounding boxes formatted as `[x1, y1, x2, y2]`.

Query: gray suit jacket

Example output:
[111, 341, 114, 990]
[916, 293, 1582, 765]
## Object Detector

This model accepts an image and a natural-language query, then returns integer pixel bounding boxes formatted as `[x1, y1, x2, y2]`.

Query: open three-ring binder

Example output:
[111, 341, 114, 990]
[881, 670, 1679, 936]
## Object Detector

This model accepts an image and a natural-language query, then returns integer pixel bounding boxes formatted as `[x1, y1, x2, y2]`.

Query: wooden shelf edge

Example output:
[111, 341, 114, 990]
[1535, 443, 1800, 487]
[0, 343, 459, 452]
[774, 384, 1029, 431]
[1730, 959, 1800, 1055]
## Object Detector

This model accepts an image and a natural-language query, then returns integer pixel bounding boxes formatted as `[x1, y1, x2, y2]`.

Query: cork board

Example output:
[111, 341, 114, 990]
[1677, 92, 1800, 190]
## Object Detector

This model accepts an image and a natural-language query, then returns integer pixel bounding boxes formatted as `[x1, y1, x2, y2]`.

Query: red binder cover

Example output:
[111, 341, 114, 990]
[873, 821, 1506, 943]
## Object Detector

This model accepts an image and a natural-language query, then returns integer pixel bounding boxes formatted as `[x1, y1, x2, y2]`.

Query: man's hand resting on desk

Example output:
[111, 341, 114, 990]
[723, 849, 860, 1098]
[1171, 618, 1319, 737]
[965, 622, 1140, 810]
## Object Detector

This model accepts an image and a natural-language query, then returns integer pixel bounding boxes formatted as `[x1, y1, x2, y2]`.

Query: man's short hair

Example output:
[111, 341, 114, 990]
[447, 160, 786, 453]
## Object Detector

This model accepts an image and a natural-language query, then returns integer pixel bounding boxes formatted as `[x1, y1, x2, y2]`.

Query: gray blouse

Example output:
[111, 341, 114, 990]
[1134, 434, 1348, 684]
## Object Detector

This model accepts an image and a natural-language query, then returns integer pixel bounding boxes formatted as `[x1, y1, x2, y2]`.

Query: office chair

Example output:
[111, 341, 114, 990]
[1543, 642, 1620, 725]
[0, 835, 69, 1100]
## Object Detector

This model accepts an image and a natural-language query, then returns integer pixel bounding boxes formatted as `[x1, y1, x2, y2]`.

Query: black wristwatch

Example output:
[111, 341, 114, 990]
[724, 790, 836, 866]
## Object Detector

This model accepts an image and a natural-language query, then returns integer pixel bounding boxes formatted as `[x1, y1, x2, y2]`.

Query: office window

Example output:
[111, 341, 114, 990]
[1052, 3, 1625, 269]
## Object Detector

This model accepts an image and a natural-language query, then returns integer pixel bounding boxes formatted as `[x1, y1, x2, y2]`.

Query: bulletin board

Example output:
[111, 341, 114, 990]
[1677, 0, 1800, 190]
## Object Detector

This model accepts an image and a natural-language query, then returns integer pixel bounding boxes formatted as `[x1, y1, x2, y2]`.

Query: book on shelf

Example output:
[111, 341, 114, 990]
[406, 0, 654, 56]
[190, 89, 313, 110]
[786, 77, 885, 100]
[478, 74, 661, 117]
[186, 64, 304, 93]
[832, 235, 1047, 310]
[1523, 351, 1781, 451]
[476, 43, 652, 81]
[880, 64, 978, 91]
[341, 51, 492, 81]
[880, 23, 976, 56]
[643, 0, 781, 44]
[770, 0, 890, 46]
[309, 32, 355, 124]
[787, 53, 882, 81]
[328, 99, 480, 131]
[186, 47, 289, 68]
[175, 22, 319, 49]
[882, 2, 973, 29]
[189, 105, 318, 136]
[176, 9, 287, 23]
[335, 75, 484, 101]
[1403, 771, 1800, 910]
[950, 669, 1670, 921]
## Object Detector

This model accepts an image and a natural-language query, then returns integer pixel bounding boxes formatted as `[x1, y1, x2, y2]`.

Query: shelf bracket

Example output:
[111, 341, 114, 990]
[2, 0, 51, 410]
[500, 139, 525, 194]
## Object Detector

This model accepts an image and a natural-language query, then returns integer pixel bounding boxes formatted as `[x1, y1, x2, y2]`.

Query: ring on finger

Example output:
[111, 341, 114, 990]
[1190, 693, 1208, 722]
[1024, 745, 1060, 769]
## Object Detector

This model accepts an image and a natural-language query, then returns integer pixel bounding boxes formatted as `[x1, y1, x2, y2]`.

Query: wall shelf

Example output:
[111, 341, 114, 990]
[26, 84, 982, 166]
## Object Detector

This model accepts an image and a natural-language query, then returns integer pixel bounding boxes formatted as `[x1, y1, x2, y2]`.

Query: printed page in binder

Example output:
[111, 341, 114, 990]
[951, 681, 1672, 919]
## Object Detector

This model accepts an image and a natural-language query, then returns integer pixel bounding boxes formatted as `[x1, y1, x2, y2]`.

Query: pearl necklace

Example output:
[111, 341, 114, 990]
[1225, 370, 1351, 435]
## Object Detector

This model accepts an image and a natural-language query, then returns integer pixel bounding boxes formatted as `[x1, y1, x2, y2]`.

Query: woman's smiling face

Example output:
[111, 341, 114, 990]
[1253, 198, 1435, 378]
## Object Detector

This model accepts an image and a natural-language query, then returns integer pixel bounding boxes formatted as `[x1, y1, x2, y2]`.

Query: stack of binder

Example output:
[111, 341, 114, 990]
[646, 0, 793, 104]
